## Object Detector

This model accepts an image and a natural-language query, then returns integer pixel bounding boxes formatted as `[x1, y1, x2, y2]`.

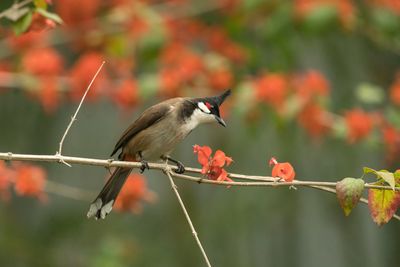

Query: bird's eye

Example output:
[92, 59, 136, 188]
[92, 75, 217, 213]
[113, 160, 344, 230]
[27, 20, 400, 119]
[198, 102, 211, 113]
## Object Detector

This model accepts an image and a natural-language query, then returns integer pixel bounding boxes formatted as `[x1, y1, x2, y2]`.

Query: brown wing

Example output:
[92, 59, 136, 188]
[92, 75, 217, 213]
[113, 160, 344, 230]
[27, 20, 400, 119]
[110, 98, 183, 157]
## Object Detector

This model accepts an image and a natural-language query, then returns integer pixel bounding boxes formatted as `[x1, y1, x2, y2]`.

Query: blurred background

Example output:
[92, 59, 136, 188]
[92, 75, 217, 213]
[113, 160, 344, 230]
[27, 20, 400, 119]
[1, 0, 400, 266]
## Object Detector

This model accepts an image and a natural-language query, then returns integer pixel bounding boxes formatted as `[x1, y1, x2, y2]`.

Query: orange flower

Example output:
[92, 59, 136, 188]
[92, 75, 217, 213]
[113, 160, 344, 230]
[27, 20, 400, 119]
[112, 79, 139, 110]
[22, 47, 64, 76]
[14, 164, 47, 201]
[193, 145, 233, 182]
[269, 157, 296, 182]
[160, 68, 182, 97]
[159, 43, 204, 96]
[55, 0, 100, 26]
[206, 28, 247, 63]
[27, 12, 57, 33]
[345, 109, 373, 143]
[254, 73, 288, 110]
[294, 70, 330, 103]
[7, 31, 48, 51]
[389, 75, 400, 106]
[382, 124, 400, 164]
[127, 15, 149, 39]
[114, 174, 156, 214]
[0, 161, 13, 201]
[207, 68, 233, 91]
[37, 77, 60, 114]
[298, 103, 331, 137]
[69, 52, 106, 101]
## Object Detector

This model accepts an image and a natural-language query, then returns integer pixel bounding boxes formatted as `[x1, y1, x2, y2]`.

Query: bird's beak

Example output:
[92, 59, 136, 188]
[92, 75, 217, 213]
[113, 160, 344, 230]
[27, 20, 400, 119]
[215, 116, 226, 127]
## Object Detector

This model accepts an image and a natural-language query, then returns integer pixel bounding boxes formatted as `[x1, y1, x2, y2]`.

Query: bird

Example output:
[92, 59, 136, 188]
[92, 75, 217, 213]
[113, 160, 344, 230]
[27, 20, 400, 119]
[87, 89, 231, 219]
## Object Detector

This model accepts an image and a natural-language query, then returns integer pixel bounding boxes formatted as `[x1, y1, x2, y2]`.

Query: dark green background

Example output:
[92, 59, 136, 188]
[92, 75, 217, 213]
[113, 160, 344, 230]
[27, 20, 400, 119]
[1, 0, 400, 266]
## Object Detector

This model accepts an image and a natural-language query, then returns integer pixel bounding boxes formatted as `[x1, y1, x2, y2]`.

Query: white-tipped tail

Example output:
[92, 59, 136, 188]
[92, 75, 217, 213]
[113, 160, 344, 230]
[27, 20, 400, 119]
[87, 166, 131, 220]
[87, 198, 114, 220]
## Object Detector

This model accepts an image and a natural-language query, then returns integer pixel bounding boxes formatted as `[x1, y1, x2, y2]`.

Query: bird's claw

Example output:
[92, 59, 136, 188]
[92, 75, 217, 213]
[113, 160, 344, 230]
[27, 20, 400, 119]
[140, 160, 149, 173]
[174, 161, 185, 174]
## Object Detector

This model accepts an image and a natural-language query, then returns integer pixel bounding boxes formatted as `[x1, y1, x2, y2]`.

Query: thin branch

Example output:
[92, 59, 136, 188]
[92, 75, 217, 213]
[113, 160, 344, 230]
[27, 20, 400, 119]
[0, 152, 399, 191]
[165, 167, 212, 267]
[56, 61, 105, 164]
[0, 152, 399, 222]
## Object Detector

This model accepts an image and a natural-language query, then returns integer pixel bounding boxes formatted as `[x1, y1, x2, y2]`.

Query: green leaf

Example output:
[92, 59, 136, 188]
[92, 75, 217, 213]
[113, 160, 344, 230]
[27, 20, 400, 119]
[12, 11, 33, 35]
[138, 73, 160, 99]
[355, 83, 385, 105]
[363, 167, 395, 190]
[377, 171, 395, 190]
[33, 0, 47, 9]
[368, 187, 400, 226]
[336, 177, 365, 216]
[36, 8, 63, 24]
[371, 8, 400, 35]
[302, 4, 339, 33]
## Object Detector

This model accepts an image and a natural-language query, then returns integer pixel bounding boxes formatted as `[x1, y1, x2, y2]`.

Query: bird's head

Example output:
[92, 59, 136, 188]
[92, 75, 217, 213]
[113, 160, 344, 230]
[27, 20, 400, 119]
[190, 89, 231, 127]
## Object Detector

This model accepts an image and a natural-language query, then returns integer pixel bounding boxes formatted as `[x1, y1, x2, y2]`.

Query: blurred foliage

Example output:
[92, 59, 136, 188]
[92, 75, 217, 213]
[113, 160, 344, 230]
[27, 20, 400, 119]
[1, 0, 400, 266]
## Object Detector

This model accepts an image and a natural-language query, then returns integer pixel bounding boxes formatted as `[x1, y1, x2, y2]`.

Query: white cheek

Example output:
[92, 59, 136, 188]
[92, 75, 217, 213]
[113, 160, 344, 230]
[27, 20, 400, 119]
[185, 109, 215, 131]
[198, 102, 211, 113]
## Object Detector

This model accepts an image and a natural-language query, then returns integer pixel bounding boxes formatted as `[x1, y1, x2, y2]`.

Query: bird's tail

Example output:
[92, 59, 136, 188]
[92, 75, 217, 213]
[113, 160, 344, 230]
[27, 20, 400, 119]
[87, 167, 132, 219]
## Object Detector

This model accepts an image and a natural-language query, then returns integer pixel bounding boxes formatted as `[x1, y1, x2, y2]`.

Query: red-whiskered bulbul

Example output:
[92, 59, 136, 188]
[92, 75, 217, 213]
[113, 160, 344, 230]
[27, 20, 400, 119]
[87, 89, 231, 219]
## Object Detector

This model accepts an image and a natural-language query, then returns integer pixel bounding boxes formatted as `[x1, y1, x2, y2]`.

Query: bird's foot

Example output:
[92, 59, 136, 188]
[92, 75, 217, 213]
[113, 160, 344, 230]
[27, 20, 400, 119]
[140, 160, 149, 173]
[161, 156, 185, 174]
[174, 161, 185, 174]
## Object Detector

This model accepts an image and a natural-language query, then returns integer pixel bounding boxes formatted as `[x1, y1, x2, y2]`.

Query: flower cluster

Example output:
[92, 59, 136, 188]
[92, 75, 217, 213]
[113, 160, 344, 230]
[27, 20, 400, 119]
[114, 174, 156, 214]
[269, 157, 296, 182]
[0, 161, 47, 201]
[193, 145, 233, 182]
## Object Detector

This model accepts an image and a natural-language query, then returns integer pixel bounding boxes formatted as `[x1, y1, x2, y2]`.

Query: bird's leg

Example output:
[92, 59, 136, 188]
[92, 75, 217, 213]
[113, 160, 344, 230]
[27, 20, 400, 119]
[138, 152, 149, 173]
[161, 156, 185, 174]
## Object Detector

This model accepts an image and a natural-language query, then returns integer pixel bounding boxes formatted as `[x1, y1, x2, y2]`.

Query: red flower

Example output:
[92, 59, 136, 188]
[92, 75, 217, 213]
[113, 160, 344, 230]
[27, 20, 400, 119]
[382, 123, 400, 164]
[114, 174, 156, 214]
[193, 145, 233, 182]
[206, 28, 247, 63]
[254, 73, 288, 111]
[345, 109, 373, 143]
[14, 164, 47, 201]
[27, 12, 57, 33]
[55, 0, 100, 26]
[112, 79, 139, 110]
[7, 31, 48, 51]
[69, 52, 106, 101]
[298, 103, 331, 137]
[22, 47, 64, 76]
[207, 68, 233, 91]
[294, 70, 330, 103]
[159, 43, 204, 96]
[0, 161, 13, 201]
[389, 74, 400, 106]
[269, 157, 296, 182]
[37, 77, 60, 114]
[127, 16, 149, 39]
[160, 68, 182, 97]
